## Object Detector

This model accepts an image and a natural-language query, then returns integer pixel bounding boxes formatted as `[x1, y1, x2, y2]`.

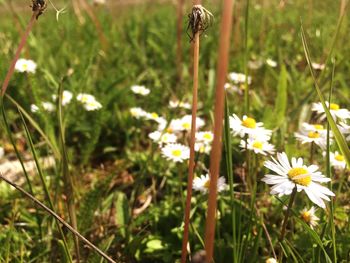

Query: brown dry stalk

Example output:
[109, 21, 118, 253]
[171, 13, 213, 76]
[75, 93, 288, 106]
[204, 0, 234, 261]
[181, 1, 202, 262]
[181, 21, 199, 263]
[0, 173, 117, 263]
[1, 11, 39, 96]
[72, 0, 86, 25]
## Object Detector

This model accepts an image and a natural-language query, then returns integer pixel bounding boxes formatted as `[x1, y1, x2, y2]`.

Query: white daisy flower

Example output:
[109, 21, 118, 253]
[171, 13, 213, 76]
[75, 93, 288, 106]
[265, 258, 277, 263]
[300, 207, 319, 229]
[262, 152, 335, 208]
[240, 138, 275, 155]
[193, 174, 227, 194]
[329, 151, 346, 170]
[15, 58, 37, 73]
[312, 101, 350, 121]
[168, 115, 205, 132]
[194, 142, 211, 154]
[169, 100, 191, 109]
[228, 72, 252, 85]
[156, 118, 168, 131]
[83, 100, 102, 111]
[180, 115, 205, 131]
[337, 122, 350, 141]
[42, 102, 55, 112]
[295, 124, 328, 149]
[148, 131, 177, 145]
[224, 83, 242, 94]
[229, 114, 272, 139]
[311, 63, 325, 71]
[300, 122, 328, 135]
[31, 104, 39, 113]
[144, 112, 165, 124]
[130, 107, 147, 119]
[52, 90, 73, 106]
[161, 143, 190, 163]
[196, 131, 214, 144]
[76, 93, 96, 104]
[130, 85, 150, 96]
[266, 58, 277, 67]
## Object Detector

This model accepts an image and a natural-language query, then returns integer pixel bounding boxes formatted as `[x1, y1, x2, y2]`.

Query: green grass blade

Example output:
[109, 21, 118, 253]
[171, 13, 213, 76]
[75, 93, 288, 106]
[224, 94, 237, 263]
[5, 94, 60, 159]
[57, 80, 80, 261]
[17, 109, 73, 263]
[328, 60, 337, 263]
[301, 24, 350, 167]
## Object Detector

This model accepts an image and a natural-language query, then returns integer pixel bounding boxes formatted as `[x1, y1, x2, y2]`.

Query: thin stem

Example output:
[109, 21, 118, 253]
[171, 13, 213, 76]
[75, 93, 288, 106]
[224, 96, 237, 263]
[243, 0, 250, 114]
[204, 0, 234, 261]
[328, 59, 337, 263]
[58, 82, 80, 262]
[310, 141, 315, 164]
[1, 11, 39, 96]
[0, 174, 117, 263]
[278, 186, 297, 261]
[181, 29, 200, 263]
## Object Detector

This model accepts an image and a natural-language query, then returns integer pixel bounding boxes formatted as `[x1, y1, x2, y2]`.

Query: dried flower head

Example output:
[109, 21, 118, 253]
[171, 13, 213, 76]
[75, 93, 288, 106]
[31, 0, 47, 19]
[187, 5, 213, 41]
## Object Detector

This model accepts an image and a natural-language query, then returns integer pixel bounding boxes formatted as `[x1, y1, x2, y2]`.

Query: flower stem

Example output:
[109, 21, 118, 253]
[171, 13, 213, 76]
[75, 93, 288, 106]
[181, 2, 201, 261]
[310, 141, 315, 164]
[278, 186, 297, 261]
[204, 0, 234, 261]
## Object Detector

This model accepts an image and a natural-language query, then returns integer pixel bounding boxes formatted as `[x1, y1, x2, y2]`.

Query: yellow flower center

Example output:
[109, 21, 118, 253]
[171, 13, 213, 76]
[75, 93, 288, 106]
[308, 131, 320, 138]
[23, 64, 28, 70]
[151, 113, 159, 119]
[252, 141, 263, 149]
[203, 133, 213, 141]
[301, 211, 311, 223]
[288, 167, 311, 186]
[242, 117, 256, 128]
[204, 179, 210, 189]
[171, 149, 182, 157]
[313, 124, 324, 130]
[335, 154, 345, 162]
[182, 122, 191, 129]
[330, 103, 340, 111]
[166, 128, 173, 133]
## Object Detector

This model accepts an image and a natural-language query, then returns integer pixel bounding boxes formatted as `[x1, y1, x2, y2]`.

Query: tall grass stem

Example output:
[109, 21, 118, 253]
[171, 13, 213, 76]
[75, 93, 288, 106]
[204, 0, 234, 260]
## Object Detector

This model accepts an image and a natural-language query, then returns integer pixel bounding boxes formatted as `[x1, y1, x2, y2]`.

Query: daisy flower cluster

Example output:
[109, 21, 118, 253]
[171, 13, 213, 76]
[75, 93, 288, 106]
[129, 91, 228, 194]
[304, 101, 350, 170]
[224, 72, 252, 95]
[229, 114, 275, 156]
[31, 91, 102, 113]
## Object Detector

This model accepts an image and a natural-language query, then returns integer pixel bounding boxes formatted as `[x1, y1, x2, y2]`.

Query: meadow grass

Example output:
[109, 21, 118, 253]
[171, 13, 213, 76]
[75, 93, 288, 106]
[0, 0, 350, 262]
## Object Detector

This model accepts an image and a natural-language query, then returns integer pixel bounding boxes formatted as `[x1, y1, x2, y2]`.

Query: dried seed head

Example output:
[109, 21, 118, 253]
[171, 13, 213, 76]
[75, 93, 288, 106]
[31, 0, 47, 19]
[187, 5, 213, 42]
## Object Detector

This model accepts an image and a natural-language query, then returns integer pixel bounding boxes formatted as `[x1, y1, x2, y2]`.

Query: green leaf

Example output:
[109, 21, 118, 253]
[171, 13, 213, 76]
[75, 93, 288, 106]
[115, 191, 130, 238]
